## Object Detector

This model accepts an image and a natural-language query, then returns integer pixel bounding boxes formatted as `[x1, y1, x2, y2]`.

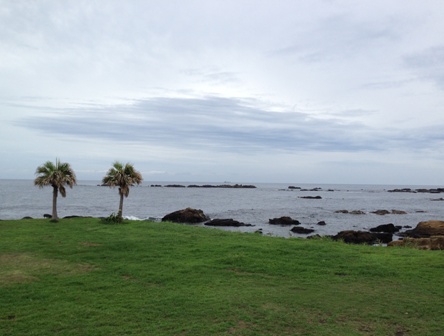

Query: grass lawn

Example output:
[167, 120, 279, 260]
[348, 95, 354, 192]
[0, 218, 443, 335]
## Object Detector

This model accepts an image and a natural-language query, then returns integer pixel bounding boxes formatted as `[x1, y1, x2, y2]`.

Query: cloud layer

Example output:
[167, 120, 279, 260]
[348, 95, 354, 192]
[1, 0, 444, 184]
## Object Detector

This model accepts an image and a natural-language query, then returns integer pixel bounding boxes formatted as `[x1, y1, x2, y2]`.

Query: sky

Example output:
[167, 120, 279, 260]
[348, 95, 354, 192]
[1, 0, 443, 185]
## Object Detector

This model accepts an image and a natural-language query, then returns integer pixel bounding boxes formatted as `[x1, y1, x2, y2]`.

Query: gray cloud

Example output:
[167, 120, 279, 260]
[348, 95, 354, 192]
[17, 96, 442, 157]
[404, 46, 444, 90]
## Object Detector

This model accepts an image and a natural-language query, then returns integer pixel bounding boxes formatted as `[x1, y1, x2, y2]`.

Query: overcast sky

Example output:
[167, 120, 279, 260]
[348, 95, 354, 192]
[1, 0, 443, 185]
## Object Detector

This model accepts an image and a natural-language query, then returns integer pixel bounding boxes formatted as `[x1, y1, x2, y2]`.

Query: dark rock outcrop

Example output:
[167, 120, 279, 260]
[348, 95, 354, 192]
[332, 230, 392, 244]
[299, 196, 322, 199]
[335, 210, 365, 214]
[391, 209, 407, 215]
[371, 210, 391, 215]
[290, 227, 315, 234]
[43, 214, 52, 218]
[369, 223, 400, 233]
[373, 233, 394, 244]
[388, 187, 444, 194]
[269, 216, 300, 225]
[205, 218, 253, 227]
[317, 221, 326, 226]
[162, 208, 209, 223]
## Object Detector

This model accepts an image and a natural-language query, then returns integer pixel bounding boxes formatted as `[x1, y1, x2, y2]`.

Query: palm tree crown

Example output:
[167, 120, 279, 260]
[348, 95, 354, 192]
[102, 161, 143, 219]
[34, 159, 77, 220]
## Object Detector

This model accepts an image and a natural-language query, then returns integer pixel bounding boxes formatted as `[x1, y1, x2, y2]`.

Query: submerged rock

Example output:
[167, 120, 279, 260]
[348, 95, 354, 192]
[205, 218, 253, 227]
[290, 226, 315, 234]
[371, 210, 391, 215]
[299, 196, 322, 199]
[269, 216, 300, 225]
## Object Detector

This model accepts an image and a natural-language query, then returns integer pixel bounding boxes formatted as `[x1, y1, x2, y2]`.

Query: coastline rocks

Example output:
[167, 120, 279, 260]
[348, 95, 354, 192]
[332, 230, 392, 244]
[205, 218, 253, 227]
[162, 208, 209, 224]
[388, 236, 444, 250]
[269, 216, 300, 225]
[369, 223, 400, 233]
[299, 196, 322, 199]
[43, 214, 52, 218]
[407, 220, 444, 238]
[290, 226, 315, 234]
[335, 210, 366, 215]
[157, 184, 257, 189]
[371, 209, 407, 215]
[371, 210, 391, 215]
[317, 221, 326, 226]
[388, 187, 444, 194]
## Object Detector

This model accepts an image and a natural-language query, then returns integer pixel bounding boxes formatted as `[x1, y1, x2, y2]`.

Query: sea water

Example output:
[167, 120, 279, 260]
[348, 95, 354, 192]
[1, 179, 443, 238]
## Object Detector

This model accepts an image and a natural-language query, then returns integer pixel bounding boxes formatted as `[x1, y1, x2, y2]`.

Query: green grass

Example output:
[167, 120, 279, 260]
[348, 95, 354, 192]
[0, 218, 443, 335]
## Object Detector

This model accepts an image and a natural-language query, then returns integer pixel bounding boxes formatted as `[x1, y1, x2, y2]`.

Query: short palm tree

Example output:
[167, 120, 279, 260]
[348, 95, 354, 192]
[102, 161, 143, 220]
[34, 159, 77, 221]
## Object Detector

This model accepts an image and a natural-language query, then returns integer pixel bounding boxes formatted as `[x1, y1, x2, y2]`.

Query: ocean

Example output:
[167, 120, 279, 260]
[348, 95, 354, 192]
[1, 179, 443, 238]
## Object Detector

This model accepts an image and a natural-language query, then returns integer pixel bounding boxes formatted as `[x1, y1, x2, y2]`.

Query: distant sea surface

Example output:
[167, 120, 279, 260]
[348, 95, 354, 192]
[1, 179, 443, 238]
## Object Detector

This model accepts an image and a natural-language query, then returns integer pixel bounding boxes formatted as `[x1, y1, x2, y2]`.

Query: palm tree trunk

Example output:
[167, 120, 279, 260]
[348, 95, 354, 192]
[52, 186, 59, 221]
[118, 192, 124, 219]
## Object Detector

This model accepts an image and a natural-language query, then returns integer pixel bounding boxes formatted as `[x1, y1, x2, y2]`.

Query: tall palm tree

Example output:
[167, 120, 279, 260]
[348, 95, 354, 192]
[34, 159, 77, 221]
[102, 161, 143, 220]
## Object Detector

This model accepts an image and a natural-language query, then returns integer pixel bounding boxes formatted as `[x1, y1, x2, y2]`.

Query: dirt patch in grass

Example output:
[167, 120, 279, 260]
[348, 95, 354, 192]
[79, 241, 102, 247]
[0, 253, 95, 286]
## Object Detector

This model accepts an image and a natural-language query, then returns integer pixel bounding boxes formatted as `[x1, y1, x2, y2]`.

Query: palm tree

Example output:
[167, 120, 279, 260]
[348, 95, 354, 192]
[34, 159, 77, 221]
[102, 161, 143, 220]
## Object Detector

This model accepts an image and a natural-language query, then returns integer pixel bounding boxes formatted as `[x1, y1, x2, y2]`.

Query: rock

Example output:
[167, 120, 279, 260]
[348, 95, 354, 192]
[299, 196, 322, 199]
[373, 233, 393, 243]
[388, 188, 414, 193]
[317, 221, 326, 226]
[369, 223, 400, 233]
[335, 210, 365, 214]
[290, 227, 315, 234]
[22, 216, 33, 219]
[269, 216, 300, 225]
[164, 184, 186, 188]
[288, 186, 301, 190]
[205, 218, 253, 227]
[307, 234, 322, 239]
[43, 214, 52, 218]
[388, 236, 444, 250]
[391, 209, 407, 215]
[409, 220, 444, 237]
[332, 230, 379, 244]
[415, 188, 444, 193]
[349, 210, 366, 215]
[371, 210, 391, 215]
[162, 208, 209, 223]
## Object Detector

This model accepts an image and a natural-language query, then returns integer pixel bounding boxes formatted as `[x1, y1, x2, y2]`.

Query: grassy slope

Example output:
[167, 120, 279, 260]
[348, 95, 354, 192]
[0, 218, 443, 336]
